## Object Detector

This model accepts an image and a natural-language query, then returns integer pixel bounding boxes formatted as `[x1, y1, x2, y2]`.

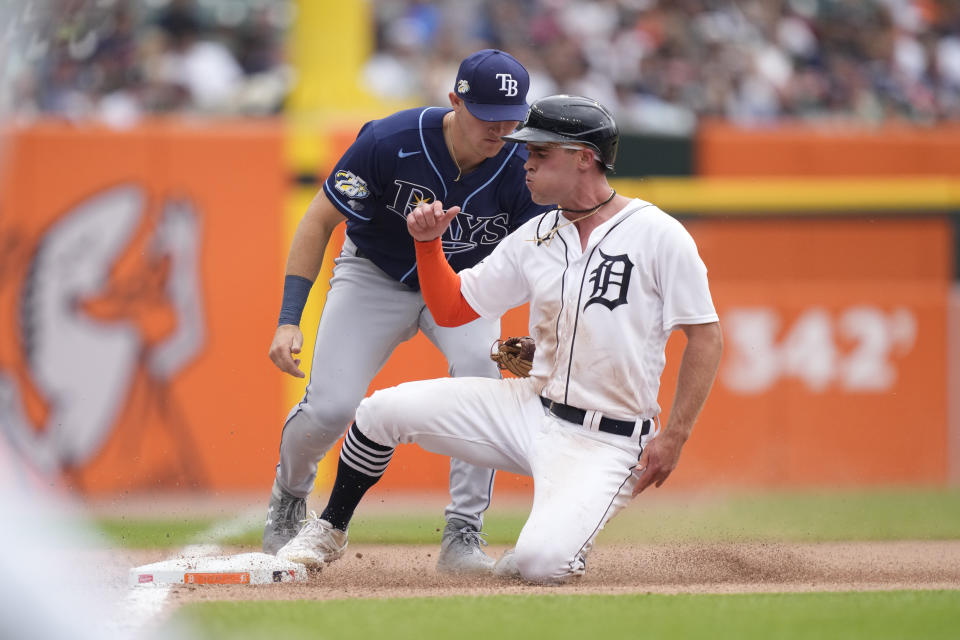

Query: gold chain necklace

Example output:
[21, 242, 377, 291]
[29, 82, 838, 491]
[530, 189, 616, 246]
[444, 113, 463, 182]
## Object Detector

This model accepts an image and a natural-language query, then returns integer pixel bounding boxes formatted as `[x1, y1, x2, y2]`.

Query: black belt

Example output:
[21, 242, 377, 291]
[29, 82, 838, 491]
[540, 396, 651, 438]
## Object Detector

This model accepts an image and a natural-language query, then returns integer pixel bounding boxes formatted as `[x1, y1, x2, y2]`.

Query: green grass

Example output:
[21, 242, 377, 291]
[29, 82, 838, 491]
[600, 488, 960, 543]
[168, 590, 960, 640]
[96, 517, 217, 547]
[94, 487, 960, 548]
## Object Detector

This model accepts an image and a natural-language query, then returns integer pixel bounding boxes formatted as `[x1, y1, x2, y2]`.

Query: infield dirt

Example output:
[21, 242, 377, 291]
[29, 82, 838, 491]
[158, 540, 960, 605]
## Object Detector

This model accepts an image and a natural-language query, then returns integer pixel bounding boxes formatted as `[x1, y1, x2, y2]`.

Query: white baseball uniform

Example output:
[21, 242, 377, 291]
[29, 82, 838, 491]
[354, 198, 718, 582]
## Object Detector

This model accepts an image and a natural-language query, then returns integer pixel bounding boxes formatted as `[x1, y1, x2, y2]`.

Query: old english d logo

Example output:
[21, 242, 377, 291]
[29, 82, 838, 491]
[585, 250, 633, 311]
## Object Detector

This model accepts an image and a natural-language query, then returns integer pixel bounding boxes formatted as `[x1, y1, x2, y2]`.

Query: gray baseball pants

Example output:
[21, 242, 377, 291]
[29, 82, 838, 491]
[275, 236, 499, 529]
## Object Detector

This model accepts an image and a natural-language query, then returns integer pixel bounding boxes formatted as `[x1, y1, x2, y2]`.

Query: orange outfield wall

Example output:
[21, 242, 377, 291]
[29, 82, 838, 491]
[0, 121, 286, 493]
[0, 123, 952, 494]
[698, 121, 960, 177]
[680, 216, 950, 487]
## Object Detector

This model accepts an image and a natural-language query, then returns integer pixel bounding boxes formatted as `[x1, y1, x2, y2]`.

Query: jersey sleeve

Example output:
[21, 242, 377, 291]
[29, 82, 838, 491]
[459, 230, 531, 319]
[322, 121, 384, 222]
[656, 219, 719, 332]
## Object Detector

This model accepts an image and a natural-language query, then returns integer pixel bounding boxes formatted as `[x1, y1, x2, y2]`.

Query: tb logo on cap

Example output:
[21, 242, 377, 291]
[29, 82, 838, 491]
[496, 73, 518, 97]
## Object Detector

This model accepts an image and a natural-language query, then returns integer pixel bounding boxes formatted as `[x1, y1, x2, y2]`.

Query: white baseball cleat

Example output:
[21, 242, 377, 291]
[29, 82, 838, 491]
[492, 548, 520, 578]
[275, 512, 348, 569]
[436, 518, 496, 574]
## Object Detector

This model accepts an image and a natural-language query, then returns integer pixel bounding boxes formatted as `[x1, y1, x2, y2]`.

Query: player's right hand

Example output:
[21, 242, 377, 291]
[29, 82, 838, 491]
[269, 324, 305, 378]
[632, 428, 685, 496]
[407, 201, 460, 242]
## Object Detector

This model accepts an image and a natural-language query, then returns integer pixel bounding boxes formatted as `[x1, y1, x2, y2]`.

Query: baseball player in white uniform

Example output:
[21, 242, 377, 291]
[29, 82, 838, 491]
[277, 95, 724, 583]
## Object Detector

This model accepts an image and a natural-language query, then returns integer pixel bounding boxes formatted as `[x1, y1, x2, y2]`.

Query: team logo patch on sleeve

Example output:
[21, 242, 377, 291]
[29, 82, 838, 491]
[334, 170, 370, 199]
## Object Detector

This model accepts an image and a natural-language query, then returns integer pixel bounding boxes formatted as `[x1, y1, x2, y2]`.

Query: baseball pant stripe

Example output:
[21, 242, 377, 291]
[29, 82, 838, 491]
[572, 467, 635, 565]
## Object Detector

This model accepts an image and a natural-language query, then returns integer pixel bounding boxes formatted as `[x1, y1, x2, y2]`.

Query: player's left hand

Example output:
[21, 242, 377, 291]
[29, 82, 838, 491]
[407, 201, 460, 242]
[632, 428, 686, 496]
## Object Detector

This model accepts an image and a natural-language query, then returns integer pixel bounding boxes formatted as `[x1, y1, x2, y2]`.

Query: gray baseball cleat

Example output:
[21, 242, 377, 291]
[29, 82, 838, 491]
[492, 548, 520, 578]
[276, 512, 348, 569]
[436, 518, 496, 574]
[262, 479, 306, 555]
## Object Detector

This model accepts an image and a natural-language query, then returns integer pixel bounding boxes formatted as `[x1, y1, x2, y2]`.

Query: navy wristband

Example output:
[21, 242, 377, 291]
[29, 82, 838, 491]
[278, 275, 313, 327]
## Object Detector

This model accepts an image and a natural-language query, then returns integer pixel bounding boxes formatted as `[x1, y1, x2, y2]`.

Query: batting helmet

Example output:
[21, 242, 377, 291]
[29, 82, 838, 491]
[502, 95, 619, 171]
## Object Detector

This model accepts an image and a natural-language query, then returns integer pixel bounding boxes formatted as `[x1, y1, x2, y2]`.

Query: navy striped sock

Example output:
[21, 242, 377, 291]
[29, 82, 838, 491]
[320, 422, 394, 531]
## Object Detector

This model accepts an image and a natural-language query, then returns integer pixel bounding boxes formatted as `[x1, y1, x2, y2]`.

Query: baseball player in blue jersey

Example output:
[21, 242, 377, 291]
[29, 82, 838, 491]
[263, 49, 551, 574]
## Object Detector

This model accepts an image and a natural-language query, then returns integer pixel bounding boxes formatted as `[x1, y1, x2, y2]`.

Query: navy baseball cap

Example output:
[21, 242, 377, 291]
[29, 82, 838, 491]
[454, 49, 530, 122]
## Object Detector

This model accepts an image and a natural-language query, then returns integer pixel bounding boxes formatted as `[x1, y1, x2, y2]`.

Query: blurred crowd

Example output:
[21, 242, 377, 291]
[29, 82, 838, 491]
[366, 0, 960, 133]
[6, 0, 960, 133]
[5, 0, 293, 126]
